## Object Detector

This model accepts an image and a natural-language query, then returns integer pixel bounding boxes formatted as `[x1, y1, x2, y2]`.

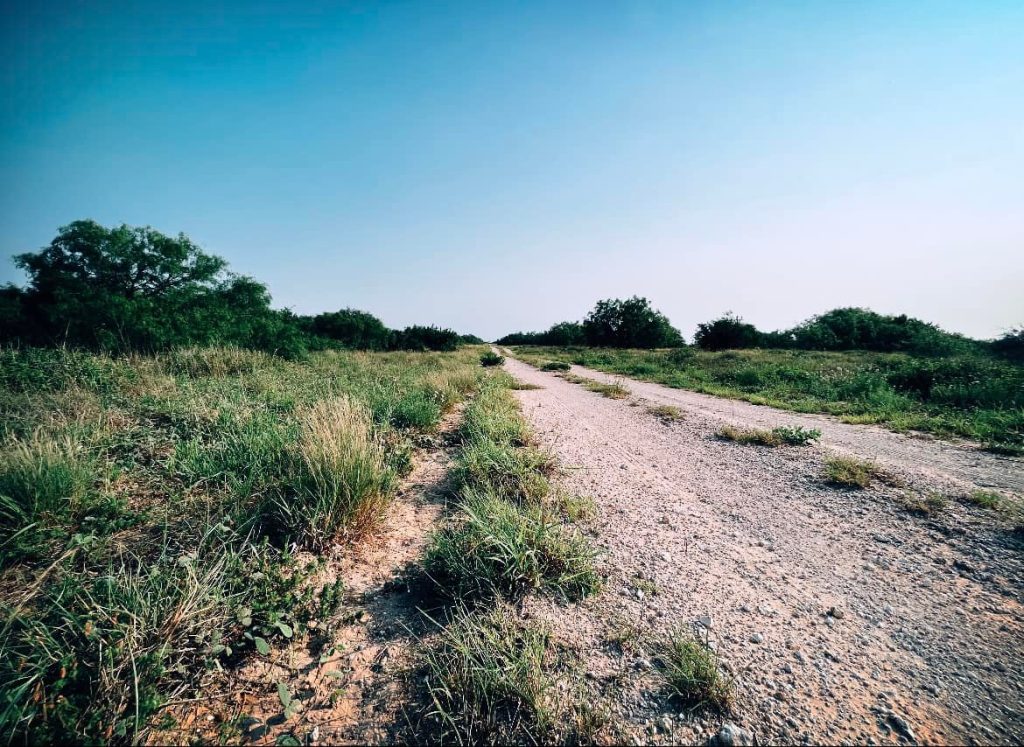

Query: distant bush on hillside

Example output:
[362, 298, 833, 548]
[992, 327, 1024, 362]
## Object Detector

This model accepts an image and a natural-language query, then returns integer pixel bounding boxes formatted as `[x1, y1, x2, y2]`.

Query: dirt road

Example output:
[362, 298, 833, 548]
[503, 355, 1024, 745]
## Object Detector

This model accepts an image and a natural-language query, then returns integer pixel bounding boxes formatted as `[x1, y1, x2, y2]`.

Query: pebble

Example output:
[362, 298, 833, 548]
[750, 632, 764, 644]
[706, 723, 756, 746]
[697, 614, 714, 630]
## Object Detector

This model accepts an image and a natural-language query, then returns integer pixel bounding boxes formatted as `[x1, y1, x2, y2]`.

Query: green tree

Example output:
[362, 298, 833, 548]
[693, 312, 763, 351]
[582, 297, 683, 348]
[308, 308, 391, 350]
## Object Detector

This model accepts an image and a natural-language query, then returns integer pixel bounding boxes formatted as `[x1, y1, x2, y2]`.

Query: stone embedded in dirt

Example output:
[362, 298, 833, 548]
[887, 713, 916, 742]
[706, 723, 756, 746]
[697, 614, 714, 630]
[750, 632, 764, 644]
[827, 606, 846, 620]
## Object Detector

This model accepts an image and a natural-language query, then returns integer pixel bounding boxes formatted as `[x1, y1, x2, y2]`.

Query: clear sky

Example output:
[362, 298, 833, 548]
[2, 0, 1022, 341]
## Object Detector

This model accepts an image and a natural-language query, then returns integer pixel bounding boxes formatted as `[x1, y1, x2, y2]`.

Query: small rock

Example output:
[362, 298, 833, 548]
[635, 658, 652, 670]
[659, 551, 672, 562]
[887, 713, 916, 742]
[749, 632, 764, 644]
[707, 723, 756, 747]
[659, 716, 674, 733]
[827, 606, 845, 620]
[697, 614, 714, 630]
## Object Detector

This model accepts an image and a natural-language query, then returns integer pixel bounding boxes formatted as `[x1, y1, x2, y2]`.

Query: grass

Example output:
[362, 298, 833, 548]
[896, 491, 949, 516]
[480, 351, 504, 367]
[647, 404, 684, 421]
[823, 455, 891, 489]
[422, 603, 554, 743]
[512, 346, 1024, 450]
[540, 361, 570, 372]
[717, 424, 820, 446]
[0, 345, 485, 743]
[963, 490, 1002, 509]
[655, 627, 732, 711]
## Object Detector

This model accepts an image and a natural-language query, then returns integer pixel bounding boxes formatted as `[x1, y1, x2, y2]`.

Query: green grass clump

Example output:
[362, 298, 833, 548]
[897, 491, 949, 516]
[424, 490, 600, 601]
[258, 396, 394, 549]
[655, 628, 732, 711]
[540, 361, 570, 372]
[963, 490, 1002, 509]
[717, 424, 820, 446]
[580, 378, 629, 399]
[823, 455, 888, 489]
[647, 404, 684, 421]
[423, 603, 553, 743]
[0, 437, 99, 565]
[480, 351, 505, 367]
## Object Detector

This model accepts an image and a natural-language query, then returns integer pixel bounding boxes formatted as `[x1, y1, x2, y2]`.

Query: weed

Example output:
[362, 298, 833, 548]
[963, 490, 1002, 509]
[422, 603, 552, 743]
[823, 455, 886, 489]
[480, 352, 505, 367]
[509, 380, 542, 391]
[580, 379, 629, 399]
[647, 405, 683, 421]
[655, 627, 732, 711]
[717, 425, 819, 446]
[424, 490, 600, 601]
[540, 361, 570, 372]
[897, 491, 949, 516]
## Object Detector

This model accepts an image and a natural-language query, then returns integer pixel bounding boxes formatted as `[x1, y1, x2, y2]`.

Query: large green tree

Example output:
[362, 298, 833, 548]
[6, 220, 300, 354]
[582, 296, 683, 348]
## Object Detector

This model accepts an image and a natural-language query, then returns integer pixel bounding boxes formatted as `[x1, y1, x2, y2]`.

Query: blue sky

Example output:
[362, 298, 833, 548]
[2, 0, 1022, 340]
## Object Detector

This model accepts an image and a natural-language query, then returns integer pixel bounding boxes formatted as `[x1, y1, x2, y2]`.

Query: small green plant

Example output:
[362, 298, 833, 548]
[771, 425, 821, 445]
[647, 404, 683, 421]
[541, 361, 570, 372]
[963, 490, 1002, 509]
[580, 378, 629, 399]
[655, 627, 732, 711]
[717, 424, 819, 446]
[823, 455, 885, 489]
[480, 352, 505, 367]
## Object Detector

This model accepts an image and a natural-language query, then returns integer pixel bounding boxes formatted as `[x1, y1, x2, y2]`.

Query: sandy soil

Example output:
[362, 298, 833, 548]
[504, 355, 1024, 746]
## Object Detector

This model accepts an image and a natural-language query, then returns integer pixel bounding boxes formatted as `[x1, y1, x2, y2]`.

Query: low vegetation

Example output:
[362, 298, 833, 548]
[513, 346, 1023, 450]
[541, 360, 571, 372]
[647, 404, 684, 421]
[0, 345, 484, 743]
[480, 351, 504, 367]
[963, 490, 1002, 509]
[560, 373, 630, 400]
[655, 627, 733, 711]
[896, 491, 949, 516]
[717, 424, 821, 446]
[823, 455, 891, 489]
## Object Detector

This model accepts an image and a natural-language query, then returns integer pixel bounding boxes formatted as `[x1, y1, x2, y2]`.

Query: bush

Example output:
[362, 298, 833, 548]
[390, 325, 461, 352]
[305, 308, 391, 350]
[992, 327, 1024, 361]
[694, 312, 762, 351]
[541, 361, 570, 372]
[480, 352, 504, 367]
[823, 455, 886, 489]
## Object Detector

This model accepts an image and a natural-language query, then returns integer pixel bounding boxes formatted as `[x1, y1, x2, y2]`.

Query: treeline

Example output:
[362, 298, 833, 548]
[499, 300, 1023, 361]
[0, 220, 480, 357]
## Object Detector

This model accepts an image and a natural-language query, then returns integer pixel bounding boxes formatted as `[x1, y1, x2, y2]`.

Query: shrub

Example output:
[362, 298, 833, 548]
[655, 628, 732, 710]
[258, 397, 393, 548]
[582, 297, 683, 348]
[390, 325, 461, 352]
[480, 352, 504, 367]
[694, 312, 763, 351]
[580, 379, 629, 399]
[896, 491, 948, 516]
[422, 603, 553, 743]
[771, 426, 821, 445]
[541, 361, 571, 372]
[992, 327, 1024, 362]
[306, 308, 390, 350]
[424, 490, 599, 601]
[648, 405, 684, 421]
[963, 490, 1002, 509]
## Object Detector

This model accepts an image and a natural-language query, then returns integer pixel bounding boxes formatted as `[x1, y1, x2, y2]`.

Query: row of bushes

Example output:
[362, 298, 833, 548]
[1, 220, 479, 357]
[499, 301, 1021, 359]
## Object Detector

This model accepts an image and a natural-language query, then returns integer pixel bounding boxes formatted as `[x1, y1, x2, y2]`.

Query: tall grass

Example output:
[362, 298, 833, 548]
[0, 345, 484, 743]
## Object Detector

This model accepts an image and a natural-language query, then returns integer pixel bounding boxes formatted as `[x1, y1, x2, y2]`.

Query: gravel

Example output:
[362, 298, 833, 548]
[505, 354, 1024, 745]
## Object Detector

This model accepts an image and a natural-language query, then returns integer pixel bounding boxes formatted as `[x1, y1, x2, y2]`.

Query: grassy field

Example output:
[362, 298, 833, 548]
[509, 346, 1024, 451]
[0, 345, 487, 743]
